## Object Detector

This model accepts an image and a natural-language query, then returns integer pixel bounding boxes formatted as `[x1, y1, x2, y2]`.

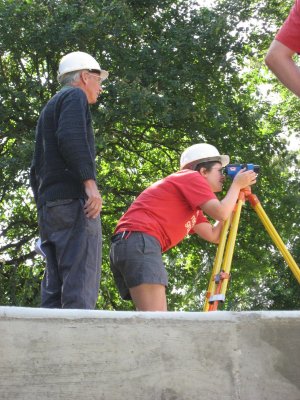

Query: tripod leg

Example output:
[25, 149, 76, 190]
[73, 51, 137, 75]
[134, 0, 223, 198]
[218, 197, 244, 301]
[205, 194, 244, 311]
[252, 201, 300, 284]
[203, 217, 230, 311]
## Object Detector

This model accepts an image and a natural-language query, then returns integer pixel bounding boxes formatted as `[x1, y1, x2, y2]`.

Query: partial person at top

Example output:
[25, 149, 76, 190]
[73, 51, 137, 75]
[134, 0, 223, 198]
[30, 51, 108, 309]
[265, 0, 300, 97]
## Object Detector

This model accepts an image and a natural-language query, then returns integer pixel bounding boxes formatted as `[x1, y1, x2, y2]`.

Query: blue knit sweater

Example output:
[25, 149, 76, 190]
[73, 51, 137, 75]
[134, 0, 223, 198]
[30, 86, 96, 209]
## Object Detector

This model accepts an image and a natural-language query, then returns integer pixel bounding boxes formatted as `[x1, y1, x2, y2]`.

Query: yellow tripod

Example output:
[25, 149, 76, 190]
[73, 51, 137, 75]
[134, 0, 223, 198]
[203, 187, 300, 312]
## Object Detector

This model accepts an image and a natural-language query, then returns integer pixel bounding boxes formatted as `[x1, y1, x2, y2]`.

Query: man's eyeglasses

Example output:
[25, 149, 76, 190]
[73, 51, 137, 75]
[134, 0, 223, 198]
[87, 72, 103, 84]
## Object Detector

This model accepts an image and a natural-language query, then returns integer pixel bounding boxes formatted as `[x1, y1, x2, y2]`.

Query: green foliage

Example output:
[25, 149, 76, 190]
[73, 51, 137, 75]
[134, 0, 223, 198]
[0, 0, 299, 310]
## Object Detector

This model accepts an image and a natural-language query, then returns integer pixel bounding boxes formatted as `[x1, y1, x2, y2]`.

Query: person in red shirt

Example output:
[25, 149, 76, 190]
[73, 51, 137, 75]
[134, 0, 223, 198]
[110, 143, 257, 311]
[265, 0, 300, 97]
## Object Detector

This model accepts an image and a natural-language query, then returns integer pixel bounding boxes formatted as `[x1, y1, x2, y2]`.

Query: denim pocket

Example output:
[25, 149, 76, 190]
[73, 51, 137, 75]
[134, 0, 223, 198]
[45, 199, 78, 230]
[46, 199, 74, 208]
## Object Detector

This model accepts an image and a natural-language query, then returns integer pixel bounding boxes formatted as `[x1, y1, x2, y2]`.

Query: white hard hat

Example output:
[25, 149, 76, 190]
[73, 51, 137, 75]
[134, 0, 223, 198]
[57, 51, 109, 81]
[180, 143, 229, 169]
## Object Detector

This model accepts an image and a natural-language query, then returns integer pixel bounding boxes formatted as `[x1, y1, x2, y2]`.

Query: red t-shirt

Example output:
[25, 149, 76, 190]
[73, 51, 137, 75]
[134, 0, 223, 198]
[115, 170, 217, 252]
[276, 0, 300, 53]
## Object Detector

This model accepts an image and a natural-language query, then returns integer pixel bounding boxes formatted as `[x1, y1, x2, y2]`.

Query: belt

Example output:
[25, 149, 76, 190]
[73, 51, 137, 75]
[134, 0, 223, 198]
[111, 231, 132, 243]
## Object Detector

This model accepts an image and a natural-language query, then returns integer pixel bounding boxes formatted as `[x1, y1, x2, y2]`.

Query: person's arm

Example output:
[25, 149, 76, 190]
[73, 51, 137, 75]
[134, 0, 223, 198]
[265, 40, 300, 97]
[200, 169, 256, 221]
[193, 221, 223, 244]
[57, 89, 102, 218]
[56, 89, 96, 182]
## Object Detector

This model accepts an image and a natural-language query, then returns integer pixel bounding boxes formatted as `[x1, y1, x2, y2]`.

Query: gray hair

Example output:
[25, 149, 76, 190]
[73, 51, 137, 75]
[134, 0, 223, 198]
[58, 70, 82, 86]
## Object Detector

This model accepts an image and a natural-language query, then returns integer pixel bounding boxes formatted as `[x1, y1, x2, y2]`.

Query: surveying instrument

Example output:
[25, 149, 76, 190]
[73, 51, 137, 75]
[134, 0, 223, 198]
[204, 163, 300, 312]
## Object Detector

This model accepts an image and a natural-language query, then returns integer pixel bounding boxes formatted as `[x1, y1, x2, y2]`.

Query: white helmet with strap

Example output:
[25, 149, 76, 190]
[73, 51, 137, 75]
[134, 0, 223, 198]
[180, 143, 229, 169]
[57, 51, 109, 81]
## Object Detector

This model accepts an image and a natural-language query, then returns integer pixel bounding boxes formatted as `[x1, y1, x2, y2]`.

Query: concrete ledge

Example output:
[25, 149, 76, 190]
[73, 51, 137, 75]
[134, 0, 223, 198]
[0, 307, 299, 400]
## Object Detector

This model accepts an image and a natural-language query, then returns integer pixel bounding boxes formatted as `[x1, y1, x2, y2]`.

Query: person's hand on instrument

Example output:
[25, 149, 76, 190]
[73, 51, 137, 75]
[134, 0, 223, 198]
[232, 168, 257, 189]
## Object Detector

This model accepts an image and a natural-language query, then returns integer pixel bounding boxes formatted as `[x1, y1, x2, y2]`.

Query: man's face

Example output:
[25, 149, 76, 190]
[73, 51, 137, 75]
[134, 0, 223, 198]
[83, 71, 103, 104]
[202, 162, 225, 193]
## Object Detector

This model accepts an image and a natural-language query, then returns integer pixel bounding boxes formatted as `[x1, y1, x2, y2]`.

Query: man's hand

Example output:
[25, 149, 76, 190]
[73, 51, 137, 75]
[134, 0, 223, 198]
[83, 179, 102, 218]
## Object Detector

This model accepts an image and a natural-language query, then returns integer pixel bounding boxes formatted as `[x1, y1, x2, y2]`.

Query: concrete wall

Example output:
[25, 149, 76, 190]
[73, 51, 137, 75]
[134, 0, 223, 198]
[0, 307, 299, 400]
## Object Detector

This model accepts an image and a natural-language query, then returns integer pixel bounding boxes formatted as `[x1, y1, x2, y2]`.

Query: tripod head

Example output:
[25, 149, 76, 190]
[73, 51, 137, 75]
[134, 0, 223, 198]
[225, 163, 260, 179]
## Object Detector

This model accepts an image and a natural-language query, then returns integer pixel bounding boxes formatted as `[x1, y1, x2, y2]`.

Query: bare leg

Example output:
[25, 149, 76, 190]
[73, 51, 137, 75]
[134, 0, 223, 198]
[129, 284, 167, 311]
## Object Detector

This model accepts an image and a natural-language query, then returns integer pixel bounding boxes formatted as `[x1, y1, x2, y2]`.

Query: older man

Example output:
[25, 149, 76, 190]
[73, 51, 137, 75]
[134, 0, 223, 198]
[30, 51, 108, 309]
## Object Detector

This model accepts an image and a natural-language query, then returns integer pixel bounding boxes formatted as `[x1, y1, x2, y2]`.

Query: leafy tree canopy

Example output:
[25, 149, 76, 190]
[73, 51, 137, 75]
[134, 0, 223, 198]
[0, 0, 299, 310]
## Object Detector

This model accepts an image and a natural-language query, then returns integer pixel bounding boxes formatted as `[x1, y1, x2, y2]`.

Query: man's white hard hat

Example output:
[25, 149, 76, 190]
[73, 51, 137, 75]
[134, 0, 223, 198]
[180, 143, 229, 169]
[57, 51, 109, 81]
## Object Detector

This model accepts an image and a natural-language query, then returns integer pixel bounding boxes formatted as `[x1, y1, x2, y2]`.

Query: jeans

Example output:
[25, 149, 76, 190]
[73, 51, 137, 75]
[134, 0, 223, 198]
[38, 198, 102, 309]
